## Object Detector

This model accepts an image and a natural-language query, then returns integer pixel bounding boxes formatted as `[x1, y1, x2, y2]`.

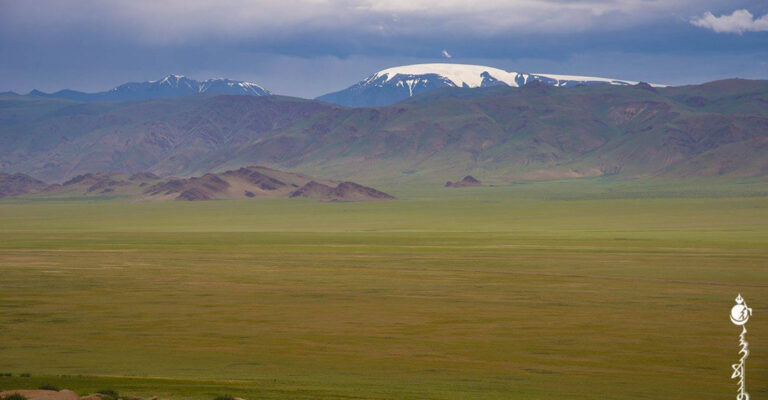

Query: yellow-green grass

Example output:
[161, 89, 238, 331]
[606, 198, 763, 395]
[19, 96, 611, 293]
[1, 180, 766, 399]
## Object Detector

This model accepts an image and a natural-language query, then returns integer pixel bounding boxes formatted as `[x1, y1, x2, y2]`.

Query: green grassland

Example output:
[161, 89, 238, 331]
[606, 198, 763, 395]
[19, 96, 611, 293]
[1, 179, 767, 399]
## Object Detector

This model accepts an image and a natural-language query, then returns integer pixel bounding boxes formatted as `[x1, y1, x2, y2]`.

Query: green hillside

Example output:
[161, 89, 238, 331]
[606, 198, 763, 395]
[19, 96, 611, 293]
[0, 180, 766, 399]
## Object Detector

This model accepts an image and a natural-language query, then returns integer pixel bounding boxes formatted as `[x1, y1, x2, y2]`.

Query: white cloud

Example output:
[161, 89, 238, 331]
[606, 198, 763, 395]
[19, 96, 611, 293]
[691, 9, 768, 34]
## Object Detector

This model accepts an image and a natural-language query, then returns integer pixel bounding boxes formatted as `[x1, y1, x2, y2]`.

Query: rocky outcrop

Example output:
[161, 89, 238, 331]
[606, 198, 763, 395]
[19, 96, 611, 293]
[142, 166, 394, 202]
[222, 167, 287, 190]
[445, 176, 482, 187]
[59, 173, 155, 195]
[291, 181, 394, 201]
[0, 165, 393, 202]
[145, 174, 229, 201]
[289, 181, 334, 199]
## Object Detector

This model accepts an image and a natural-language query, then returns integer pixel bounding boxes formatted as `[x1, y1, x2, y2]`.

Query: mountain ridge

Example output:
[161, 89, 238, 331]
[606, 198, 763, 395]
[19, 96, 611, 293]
[28, 75, 270, 102]
[317, 63, 662, 107]
[1, 78, 766, 184]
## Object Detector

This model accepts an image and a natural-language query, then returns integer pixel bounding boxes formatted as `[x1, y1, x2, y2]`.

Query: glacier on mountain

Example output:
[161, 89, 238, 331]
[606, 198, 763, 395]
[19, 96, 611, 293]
[317, 63, 663, 107]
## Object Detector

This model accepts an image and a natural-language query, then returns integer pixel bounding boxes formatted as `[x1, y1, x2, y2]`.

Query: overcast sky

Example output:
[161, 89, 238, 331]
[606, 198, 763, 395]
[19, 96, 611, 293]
[1, 0, 767, 98]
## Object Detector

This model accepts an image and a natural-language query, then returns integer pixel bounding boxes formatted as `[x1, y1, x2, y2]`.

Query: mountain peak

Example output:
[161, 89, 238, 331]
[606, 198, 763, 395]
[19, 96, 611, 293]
[28, 75, 271, 102]
[152, 74, 188, 83]
[369, 63, 523, 88]
[318, 63, 663, 107]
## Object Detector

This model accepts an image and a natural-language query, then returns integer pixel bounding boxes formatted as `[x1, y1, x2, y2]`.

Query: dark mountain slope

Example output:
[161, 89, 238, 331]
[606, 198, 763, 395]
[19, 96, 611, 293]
[1, 80, 767, 184]
[29, 75, 270, 102]
[0, 95, 337, 179]
[661, 79, 768, 117]
[254, 82, 768, 182]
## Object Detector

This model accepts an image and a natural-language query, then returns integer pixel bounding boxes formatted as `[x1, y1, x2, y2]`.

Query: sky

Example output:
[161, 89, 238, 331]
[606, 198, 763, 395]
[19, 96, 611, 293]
[1, 0, 767, 98]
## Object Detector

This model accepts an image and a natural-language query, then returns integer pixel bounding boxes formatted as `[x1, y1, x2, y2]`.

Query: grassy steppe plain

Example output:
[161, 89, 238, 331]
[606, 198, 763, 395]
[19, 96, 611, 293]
[1, 179, 767, 399]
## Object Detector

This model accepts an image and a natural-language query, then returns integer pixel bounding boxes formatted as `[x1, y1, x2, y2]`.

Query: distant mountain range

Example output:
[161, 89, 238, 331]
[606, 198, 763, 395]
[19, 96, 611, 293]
[316, 63, 660, 107]
[1, 78, 766, 184]
[27, 75, 270, 102]
[18, 64, 659, 106]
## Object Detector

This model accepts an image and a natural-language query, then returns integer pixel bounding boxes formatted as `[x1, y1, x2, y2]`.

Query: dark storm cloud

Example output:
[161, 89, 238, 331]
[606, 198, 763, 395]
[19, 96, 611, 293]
[1, 0, 767, 97]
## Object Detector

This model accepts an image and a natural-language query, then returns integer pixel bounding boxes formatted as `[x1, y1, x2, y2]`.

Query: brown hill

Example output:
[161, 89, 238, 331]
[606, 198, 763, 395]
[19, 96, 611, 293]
[445, 175, 482, 187]
[63, 173, 131, 194]
[0, 172, 47, 197]
[142, 166, 394, 202]
[144, 166, 318, 201]
[39, 172, 161, 197]
[0, 165, 393, 202]
[290, 181, 395, 201]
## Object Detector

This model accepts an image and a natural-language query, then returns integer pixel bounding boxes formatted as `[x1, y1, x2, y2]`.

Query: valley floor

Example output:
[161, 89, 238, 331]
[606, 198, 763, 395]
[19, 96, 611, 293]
[1, 179, 767, 399]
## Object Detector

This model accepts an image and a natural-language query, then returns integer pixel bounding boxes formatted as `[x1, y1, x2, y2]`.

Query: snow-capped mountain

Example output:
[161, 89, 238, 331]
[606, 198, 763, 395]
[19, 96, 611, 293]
[29, 75, 270, 102]
[317, 63, 661, 107]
